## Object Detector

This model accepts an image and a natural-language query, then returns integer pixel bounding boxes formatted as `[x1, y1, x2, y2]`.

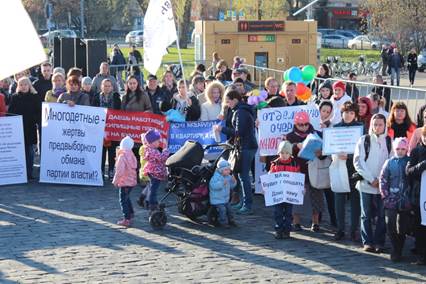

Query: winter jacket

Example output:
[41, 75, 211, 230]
[143, 146, 169, 180]
[200, 102, 221, 121]
[32, 76, 52, 102]
[389, 53, 404, 69]
[406, 142, 426, 206]
[379, 156, 410, 210]
[407, 53, 418, 70]
[270, 157, 300, 174]
[353, 124, 393, 195]
[0, 93, 6, 116]
[371, 83, 392, 112]
[45, 87, 66, 103]
[330, 94, 352, 125]
[57, 91, 91, 106]
[110, 50, 126, 72]
[91, 74, 119, 94]
[121, 91, 153, 112]
[388, 123, 416, 141]
[112, 149, 137, 188]
[221, 102, 258, 150]
[8, 92, 41, 145]
[92, 92, 121, 109]
[160, 84, 177, 103]
[146, 86, 170, 115]
[209, 171, 237, 205]
[171, 94, 201, 121]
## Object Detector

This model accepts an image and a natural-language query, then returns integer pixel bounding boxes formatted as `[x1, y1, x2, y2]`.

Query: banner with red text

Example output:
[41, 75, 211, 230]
[105, 109, 169, 147]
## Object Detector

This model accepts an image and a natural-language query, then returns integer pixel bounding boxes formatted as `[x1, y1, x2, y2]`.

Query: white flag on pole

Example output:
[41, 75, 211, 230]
[0, 0, 46, 80]
[143, 0, 178, 75]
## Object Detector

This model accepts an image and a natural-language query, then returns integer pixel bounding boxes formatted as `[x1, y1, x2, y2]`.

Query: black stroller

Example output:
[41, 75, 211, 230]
[149, 141, 233, 229]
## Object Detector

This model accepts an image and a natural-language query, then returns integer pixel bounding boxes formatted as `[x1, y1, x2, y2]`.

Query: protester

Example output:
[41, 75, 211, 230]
[7, 77, 42, 180]
[9, 71, 29, 95]
[57, 76, 90, 106]
[311, 64, 331, 95]
[143, 129, 169, 213]
[145, 75, 168, 115]
[354, 113, 392, 253]
[209, 158, 237, 228]
[121, 75, 152, 112]
[389, 48, 404, 86]
[330, 81, 351, 125]
[333, 101, 363, 241]
[282, 81, 304, 106]
[387, 102, 416, 140]
[264, 77, 280, 100]
[285, 111, 324, 232]
[160, 70, 177, 102]
[314, 81, 333, 104]
[216, 60, 232, 82]
[189, 64, 206, 82]
[81, 77, 96, 106]
[92, 62, 119, 94]
[206, 52, 220, 76]
[188, 76, 206, 104]
[0, 78, 11, 106]
[358, 97, 373, 131]
[407, 48, 418, 87]
[128, 65, 144, 88]
[409, 109, 426, 154]
[368, 93, 389, 119]
[346, 73, 359, 102]
[379, 137, 411, 262]
[215, 90, 258, 215]
[53, 67, 66, 77]
[200, 81, 225, 121]
[44, 73, 66, 103]
[112, 136, 137, 227]
[159, 100, 185, 123]
[231, 78, 246, 96]
[32, 62, 52, 102]
[110, 45, 126, 90]
[171, 79, 200, 121]
[67, 67, 83, 80]
[371, 75, 392, 111]
[237, 67, 256, 92]
[406, 125, 426, 265]
[270, 140, 301, 239]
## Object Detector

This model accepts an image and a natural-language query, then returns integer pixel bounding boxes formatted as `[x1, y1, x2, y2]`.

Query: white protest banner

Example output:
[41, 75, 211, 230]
[322, 126, 363, 155]
[421, 171, 426, 226]
[40, 103, 107, 186]
[260, 171, 305, 206]
[258, 105, 320, 156]
[0, 116, 27, 185]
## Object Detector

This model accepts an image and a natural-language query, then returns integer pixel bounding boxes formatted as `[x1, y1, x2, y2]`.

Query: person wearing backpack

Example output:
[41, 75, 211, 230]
[354, 113, 393, 253]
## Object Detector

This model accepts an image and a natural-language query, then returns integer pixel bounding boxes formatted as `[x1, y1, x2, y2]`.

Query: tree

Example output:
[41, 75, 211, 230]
[173, 0, 192, 48]
[361, 0, 426, 54]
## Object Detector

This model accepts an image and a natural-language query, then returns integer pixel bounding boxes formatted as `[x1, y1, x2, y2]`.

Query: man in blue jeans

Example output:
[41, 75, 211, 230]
[389, 48, 404, 86]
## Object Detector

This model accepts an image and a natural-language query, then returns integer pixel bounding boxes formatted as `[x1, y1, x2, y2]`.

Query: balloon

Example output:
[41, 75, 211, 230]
[296, 83, 307, 96]
[302, 65, 316, 81]
[288, 67, 302, 83]
[251, 89, 260, 97]
[247, 96, 257, 105]
[297, 89, 312, 102]
[283, 70, 290, 82]
[303, 80, 312, 86]
[257, 101, 268, 110]
[259, 90, 268, 100]
[279, 90, 286, 98]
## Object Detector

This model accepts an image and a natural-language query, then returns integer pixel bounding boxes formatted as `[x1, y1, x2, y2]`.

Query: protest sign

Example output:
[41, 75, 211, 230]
[421, 172, 426, 226]
[40, 103, 106, 186]
[168, 120, 226, 154]
[105, 109, 169, 147]
[0, 116, 27, 185]
[322, 126, 363, 155]
[260, 171, 305, 206]
[258, 105, 320, 156]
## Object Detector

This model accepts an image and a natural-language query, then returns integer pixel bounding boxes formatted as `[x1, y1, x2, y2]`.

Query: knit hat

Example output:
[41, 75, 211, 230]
[82, 76, 92, 86]
[277, 140, 293, 155]
[217, 158, 231, 172]
[318, 81, 333, 92]
[120, 136, 134, 150]
[294, 111, 310, 124]
[332, 81, 346, 91]
[145, 129, 161, 144]
[393, 137, 408, 150]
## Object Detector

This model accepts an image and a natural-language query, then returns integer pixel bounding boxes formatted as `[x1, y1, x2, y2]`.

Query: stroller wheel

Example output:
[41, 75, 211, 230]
[149, 210, 167, 229]
[207, 206, 219, 227]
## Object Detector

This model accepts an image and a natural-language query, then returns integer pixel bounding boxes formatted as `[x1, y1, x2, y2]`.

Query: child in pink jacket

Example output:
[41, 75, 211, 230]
[112, 136, 137, 227]
[143, 129, 169, 212]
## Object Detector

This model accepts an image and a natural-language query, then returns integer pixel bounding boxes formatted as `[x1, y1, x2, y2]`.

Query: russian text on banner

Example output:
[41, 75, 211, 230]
[260, 171, 305, 206]
[40, 103, 106, 186]
[258, 105, 320, 156]
[322, 126, 363, 155]
[105, 109, 169, 148]
[0, 116, 27, 185]
[168, 120, 226, 154]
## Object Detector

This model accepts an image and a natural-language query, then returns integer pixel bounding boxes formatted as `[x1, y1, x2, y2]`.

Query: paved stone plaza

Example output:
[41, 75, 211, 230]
[0, 180, 425, 283]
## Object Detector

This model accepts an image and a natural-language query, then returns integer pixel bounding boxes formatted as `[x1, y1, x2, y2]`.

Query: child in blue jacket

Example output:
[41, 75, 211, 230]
[209, 159, 237, 227]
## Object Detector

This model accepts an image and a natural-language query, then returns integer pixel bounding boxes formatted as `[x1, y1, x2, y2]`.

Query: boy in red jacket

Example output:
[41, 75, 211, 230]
[270, 140, 301, 239]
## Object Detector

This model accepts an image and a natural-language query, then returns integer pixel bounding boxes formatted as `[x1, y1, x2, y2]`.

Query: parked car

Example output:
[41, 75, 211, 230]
[321, 34, 350, 49]
[39, 29, 77, 46]
[418, 48, 426, 72]
[318, 28, 336, 35]
[348, 35, 380, 50]
[334, 30, 360, 39]
[125, 30, 144, 45]
[134, 33, 144, 46]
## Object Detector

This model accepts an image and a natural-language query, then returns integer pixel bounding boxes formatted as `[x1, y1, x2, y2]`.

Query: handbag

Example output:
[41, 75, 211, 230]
[308, 156, 331, 189]
[228, 137, 242, 173]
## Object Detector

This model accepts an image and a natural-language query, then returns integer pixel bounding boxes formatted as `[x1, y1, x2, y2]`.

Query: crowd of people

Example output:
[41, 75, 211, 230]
[380, 43, 418, 87]
[1, 49, 426, 265]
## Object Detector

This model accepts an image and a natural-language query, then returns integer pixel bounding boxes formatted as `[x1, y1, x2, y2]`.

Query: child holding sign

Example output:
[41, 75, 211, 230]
[269, 140, 301, 239]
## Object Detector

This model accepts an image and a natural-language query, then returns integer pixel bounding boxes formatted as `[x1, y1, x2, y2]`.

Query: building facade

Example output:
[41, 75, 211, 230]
[315, 0, 361, 30]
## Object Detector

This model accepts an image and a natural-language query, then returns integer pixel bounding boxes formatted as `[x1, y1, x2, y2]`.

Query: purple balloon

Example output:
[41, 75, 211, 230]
[259, 90, 268, 100]
[248, 96, 257, 105]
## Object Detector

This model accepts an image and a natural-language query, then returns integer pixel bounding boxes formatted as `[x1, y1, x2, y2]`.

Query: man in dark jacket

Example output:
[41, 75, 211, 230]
[389, 48, 404, 86]
[110, 46, 126, 90]
[346, 72, 359, 103]
[380, 44, 389, 77]
[32, 62, 52, 102]
[146, 75, 169, 114]
[371, 75, 392, 111]
[282, 81, 305, 106]
[129, 45, 142, 64]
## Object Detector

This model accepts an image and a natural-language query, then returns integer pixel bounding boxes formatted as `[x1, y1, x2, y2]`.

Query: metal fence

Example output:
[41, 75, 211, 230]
[240, 63, 426, 120]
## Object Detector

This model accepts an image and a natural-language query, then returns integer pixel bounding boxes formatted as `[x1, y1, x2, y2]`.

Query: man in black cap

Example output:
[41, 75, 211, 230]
[145, 74, 169, 115]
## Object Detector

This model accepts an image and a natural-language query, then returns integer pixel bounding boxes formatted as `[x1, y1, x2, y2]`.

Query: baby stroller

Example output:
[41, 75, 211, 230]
[149, 141, 233, 229]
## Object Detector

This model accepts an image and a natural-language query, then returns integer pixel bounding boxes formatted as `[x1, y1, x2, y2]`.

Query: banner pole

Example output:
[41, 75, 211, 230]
[175, 24, 187, 89]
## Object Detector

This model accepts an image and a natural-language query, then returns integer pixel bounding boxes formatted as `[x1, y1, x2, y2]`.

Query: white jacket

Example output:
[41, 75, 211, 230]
[330, 94, 352, 126]
[353, 126, 393, 195]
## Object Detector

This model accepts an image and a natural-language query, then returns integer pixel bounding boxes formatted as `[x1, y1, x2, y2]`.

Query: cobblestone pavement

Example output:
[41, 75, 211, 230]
[0, 180, 425, 283]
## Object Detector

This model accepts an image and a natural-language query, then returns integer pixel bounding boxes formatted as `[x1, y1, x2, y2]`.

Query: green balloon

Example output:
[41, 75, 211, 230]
[257, 101, 269, 110]
[283, 70, 290, 82]
[302, 65, 317, 81]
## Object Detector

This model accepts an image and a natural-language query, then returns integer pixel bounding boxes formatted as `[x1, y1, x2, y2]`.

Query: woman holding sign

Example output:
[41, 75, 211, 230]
[214, 90, 258, 215]
[406, 125, 426, 265]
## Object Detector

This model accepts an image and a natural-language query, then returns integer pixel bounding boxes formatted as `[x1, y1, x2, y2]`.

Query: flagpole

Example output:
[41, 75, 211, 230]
[175, 23, 187, 89]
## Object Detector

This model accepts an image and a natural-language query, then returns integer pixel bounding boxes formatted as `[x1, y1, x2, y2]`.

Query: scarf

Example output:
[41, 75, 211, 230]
[100, 92, 113, 108]
[53, 87, 66, 98]
[293, 124, 314, 139]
